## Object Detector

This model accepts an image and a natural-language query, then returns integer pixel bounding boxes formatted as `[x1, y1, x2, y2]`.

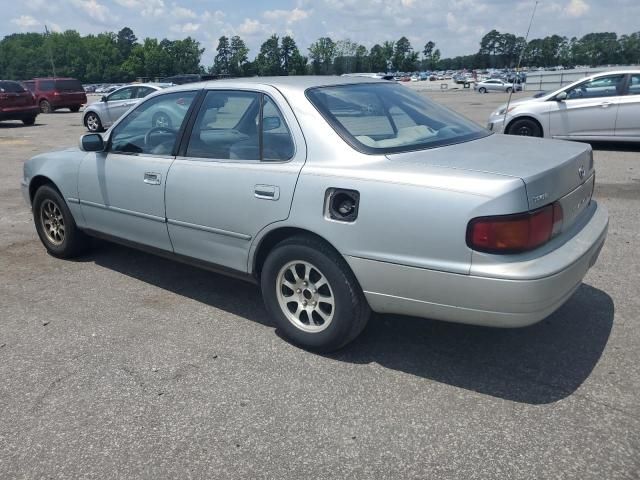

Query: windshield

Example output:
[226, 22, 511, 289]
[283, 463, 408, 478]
[306, 83, 489, 154]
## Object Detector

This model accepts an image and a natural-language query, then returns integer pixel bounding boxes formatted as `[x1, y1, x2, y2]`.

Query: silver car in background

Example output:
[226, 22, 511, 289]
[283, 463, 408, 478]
[83, 83, 171, 132]
[474, 79, 522, 93]
[22, 77, 608, 351]
[488, 70, 640, 140]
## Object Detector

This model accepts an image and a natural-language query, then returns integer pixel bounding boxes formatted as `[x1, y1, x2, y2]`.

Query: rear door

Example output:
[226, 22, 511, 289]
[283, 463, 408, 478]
[615, 73, 640, 138]
[0, 81, 30, 110]
[548, 74, 625, 137]
[165, 87, 305, 272]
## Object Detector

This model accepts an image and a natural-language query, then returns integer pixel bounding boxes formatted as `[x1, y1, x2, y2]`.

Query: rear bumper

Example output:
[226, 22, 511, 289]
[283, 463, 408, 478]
[346, 201, 608, 327]
[0, 107, 39, 120]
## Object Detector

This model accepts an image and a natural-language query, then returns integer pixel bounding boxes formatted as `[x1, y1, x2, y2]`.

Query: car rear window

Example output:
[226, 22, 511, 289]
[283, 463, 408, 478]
[306, 83, 489, 154]
[55, 79, 83, 91]
[0, 81, 26, 93]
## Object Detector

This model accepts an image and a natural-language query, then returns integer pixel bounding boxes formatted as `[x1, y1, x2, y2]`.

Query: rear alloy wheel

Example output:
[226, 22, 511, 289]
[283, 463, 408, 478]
[152, 111, 172, 129]
[84, 112, 103, 132]
[22, 116, 36, 126]
[478, 87, 487, 93]
[33, 185, 90, 258]
[508, 118, 542, 137]
[261, 235, 370, 352]
[39, 100, 52, 114]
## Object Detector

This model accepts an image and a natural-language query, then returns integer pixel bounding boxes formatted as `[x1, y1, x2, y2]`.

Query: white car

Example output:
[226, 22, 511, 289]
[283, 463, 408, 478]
[487, 70, 640, 141]
[474, 79, 522, 93]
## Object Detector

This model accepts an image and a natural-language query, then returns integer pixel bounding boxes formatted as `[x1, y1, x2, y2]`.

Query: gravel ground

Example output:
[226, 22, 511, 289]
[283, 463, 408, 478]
[1, 89, 639, 479]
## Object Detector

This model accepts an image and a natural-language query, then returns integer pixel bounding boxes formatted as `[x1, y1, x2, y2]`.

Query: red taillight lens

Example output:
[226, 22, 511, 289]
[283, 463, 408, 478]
[467, 202, 563, 254]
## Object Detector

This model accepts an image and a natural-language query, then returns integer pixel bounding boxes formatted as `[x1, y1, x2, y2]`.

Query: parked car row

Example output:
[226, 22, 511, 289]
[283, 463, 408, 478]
[0, 80, 39, 125]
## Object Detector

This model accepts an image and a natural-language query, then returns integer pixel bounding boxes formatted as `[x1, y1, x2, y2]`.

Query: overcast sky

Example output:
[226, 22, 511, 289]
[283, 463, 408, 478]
[4, 0, 639, 65]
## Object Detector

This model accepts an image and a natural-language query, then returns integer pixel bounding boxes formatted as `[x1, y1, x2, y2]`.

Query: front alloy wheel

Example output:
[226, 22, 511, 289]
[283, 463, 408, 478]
[40, 199, 65, 246]
[85, 112, 102, 132]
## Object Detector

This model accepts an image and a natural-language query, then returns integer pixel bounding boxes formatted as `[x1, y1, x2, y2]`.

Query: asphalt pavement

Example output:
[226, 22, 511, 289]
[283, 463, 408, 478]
[1, 89, 639, 479]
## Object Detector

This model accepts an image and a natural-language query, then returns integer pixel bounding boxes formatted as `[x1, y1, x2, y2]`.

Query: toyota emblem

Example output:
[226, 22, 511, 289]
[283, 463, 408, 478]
[578, 165, 586, 179]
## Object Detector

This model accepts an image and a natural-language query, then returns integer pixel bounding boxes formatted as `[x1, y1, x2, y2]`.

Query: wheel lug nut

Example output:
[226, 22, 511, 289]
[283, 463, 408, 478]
[312, 302, 317, 306]
[303, 281, 308, 286]
[296, 289, 301, 293]
[312, 289, 317, 294]
[303, 301, 307, 306]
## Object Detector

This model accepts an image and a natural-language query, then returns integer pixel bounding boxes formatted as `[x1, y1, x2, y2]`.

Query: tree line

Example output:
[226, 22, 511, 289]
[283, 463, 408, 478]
[1, 27, 639, 83]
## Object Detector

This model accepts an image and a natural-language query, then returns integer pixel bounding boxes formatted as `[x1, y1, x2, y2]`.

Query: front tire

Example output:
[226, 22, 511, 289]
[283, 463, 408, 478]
[33, 185, 90, 258]
[84, 112, 103, 132]
[478, 87, 487, 93]
[22, 116, 36, 126]
[39, 100, 52, 113]
[507, 118, 542, 137]
[261, 235, 370, 352]
[506, 87, 513, 93]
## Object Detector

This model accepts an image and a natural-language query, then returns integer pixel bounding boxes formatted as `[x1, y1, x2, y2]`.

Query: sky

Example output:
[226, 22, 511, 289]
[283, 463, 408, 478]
[3, 0, 639, 65]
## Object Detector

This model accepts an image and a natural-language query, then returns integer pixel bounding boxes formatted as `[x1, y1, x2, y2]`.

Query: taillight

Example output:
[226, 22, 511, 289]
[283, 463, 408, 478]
[467, 202, 564, 254]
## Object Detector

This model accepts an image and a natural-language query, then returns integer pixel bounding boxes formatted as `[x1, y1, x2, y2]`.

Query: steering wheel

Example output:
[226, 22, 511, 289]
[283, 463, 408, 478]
[144, 126, 176, 147]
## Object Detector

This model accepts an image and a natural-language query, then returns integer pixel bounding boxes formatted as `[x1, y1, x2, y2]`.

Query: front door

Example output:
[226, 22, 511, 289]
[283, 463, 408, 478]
[165, 88, 305, 273]
[78, 90, 198, 251]
[548, 74, 625, 138]
[103, 86, 139, 125]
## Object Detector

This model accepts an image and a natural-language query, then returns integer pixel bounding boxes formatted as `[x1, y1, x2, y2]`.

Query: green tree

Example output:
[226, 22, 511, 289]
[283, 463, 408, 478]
[229, 36, 249, 76]
[116, 27, 137, 59]
[213, 36, 231, 74]
[256, 34, 282, 76]
[281, 36, 307, 75]
[369, 44, 387, 72]
[392, 36, 412, 71]
[308, 37, 335, 74]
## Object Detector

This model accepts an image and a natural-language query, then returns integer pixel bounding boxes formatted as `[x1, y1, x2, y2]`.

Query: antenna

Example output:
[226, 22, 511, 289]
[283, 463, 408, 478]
[44, 25, 57, 79]
[502, 0, 538, 127]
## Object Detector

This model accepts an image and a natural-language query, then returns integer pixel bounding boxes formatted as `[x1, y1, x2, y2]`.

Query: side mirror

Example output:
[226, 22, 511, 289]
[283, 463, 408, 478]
[101, 95, 107, 102]
[263, 116, 281, 131]
[555, 91, 568, 101]
[80, 133, 105, 152]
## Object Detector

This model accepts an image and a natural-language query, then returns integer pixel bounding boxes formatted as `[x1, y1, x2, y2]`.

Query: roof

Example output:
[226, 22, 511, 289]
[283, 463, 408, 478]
[167, 75, 386, 94]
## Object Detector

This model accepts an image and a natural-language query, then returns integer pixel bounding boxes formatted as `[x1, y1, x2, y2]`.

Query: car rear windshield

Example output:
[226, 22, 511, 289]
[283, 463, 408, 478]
[0, 81, 26, 93]
[306, 83, 489, 154]
[55, 79, 83, 91]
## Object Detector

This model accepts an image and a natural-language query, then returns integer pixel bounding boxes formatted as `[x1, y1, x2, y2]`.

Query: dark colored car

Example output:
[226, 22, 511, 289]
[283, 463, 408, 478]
[22, 78, 87, 113]
[0, 80, 39, 125]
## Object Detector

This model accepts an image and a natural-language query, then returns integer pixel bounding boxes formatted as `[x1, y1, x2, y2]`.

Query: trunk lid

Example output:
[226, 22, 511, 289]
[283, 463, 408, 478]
[386, 134, 593, 210]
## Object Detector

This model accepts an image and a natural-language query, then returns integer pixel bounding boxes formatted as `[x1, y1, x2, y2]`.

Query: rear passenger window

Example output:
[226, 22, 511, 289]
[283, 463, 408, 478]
[184, 91, 294, 162]
[0, 81, 26, 93]
[628, 75, 640, 96]
[39, 81, 55, 91]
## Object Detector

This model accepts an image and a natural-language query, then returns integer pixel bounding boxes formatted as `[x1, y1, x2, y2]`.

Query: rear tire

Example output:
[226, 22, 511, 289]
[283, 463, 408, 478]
[70, 105, 81, 112]
[478, 87, 487, 93]
[39, 100, 52, 114]
[33, 185, 90, 258]
[260, 235, 370, 352]
[506, 87, 513, 93]
[507, 118, 542, 137]
[22, 116, 36, 126]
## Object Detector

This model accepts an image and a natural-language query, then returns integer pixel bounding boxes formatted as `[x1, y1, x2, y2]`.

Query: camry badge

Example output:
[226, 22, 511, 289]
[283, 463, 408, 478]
[578, 165, 586, 179]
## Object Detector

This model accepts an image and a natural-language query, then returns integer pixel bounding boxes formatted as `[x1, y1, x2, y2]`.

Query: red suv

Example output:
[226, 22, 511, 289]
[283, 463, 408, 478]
[0, 80, 39, 125]
[22, 78, 87, 113]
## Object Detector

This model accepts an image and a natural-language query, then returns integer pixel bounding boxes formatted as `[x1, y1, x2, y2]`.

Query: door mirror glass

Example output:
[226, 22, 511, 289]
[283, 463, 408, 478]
[263, 116, 281, 131]
[80, 133, 105, 152]
[555, 91, 567, 101]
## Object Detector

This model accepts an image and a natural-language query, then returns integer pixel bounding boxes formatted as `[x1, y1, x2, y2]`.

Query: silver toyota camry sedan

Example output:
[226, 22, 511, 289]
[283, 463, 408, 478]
[488, 70, 640, 141]
[22, 76, 608, 351]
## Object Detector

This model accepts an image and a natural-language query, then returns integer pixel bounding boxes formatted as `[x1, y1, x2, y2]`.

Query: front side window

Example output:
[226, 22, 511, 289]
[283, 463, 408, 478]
[39, 81, 55, 91]
[136, 87, 156, 98]
[307, 83, 488, 154]
[110, 91, 196, 156]
[108, 87, 134, 102]
[0, 81, 26, 93]
[566, 75, 626, 99]
[185, 91, 294, 161]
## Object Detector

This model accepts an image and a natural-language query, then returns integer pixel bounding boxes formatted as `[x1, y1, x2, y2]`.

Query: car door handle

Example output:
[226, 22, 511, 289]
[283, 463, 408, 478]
[600, 102, 613, 108]
[144, 172, 162, 185]
[254, 184, 280, 200]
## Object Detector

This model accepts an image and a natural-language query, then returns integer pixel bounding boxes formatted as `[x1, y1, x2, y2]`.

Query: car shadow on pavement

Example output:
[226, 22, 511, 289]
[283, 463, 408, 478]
[331, 284, 614, 405]
[88, 241, 614, 406]
[0, 122, 44, 129]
